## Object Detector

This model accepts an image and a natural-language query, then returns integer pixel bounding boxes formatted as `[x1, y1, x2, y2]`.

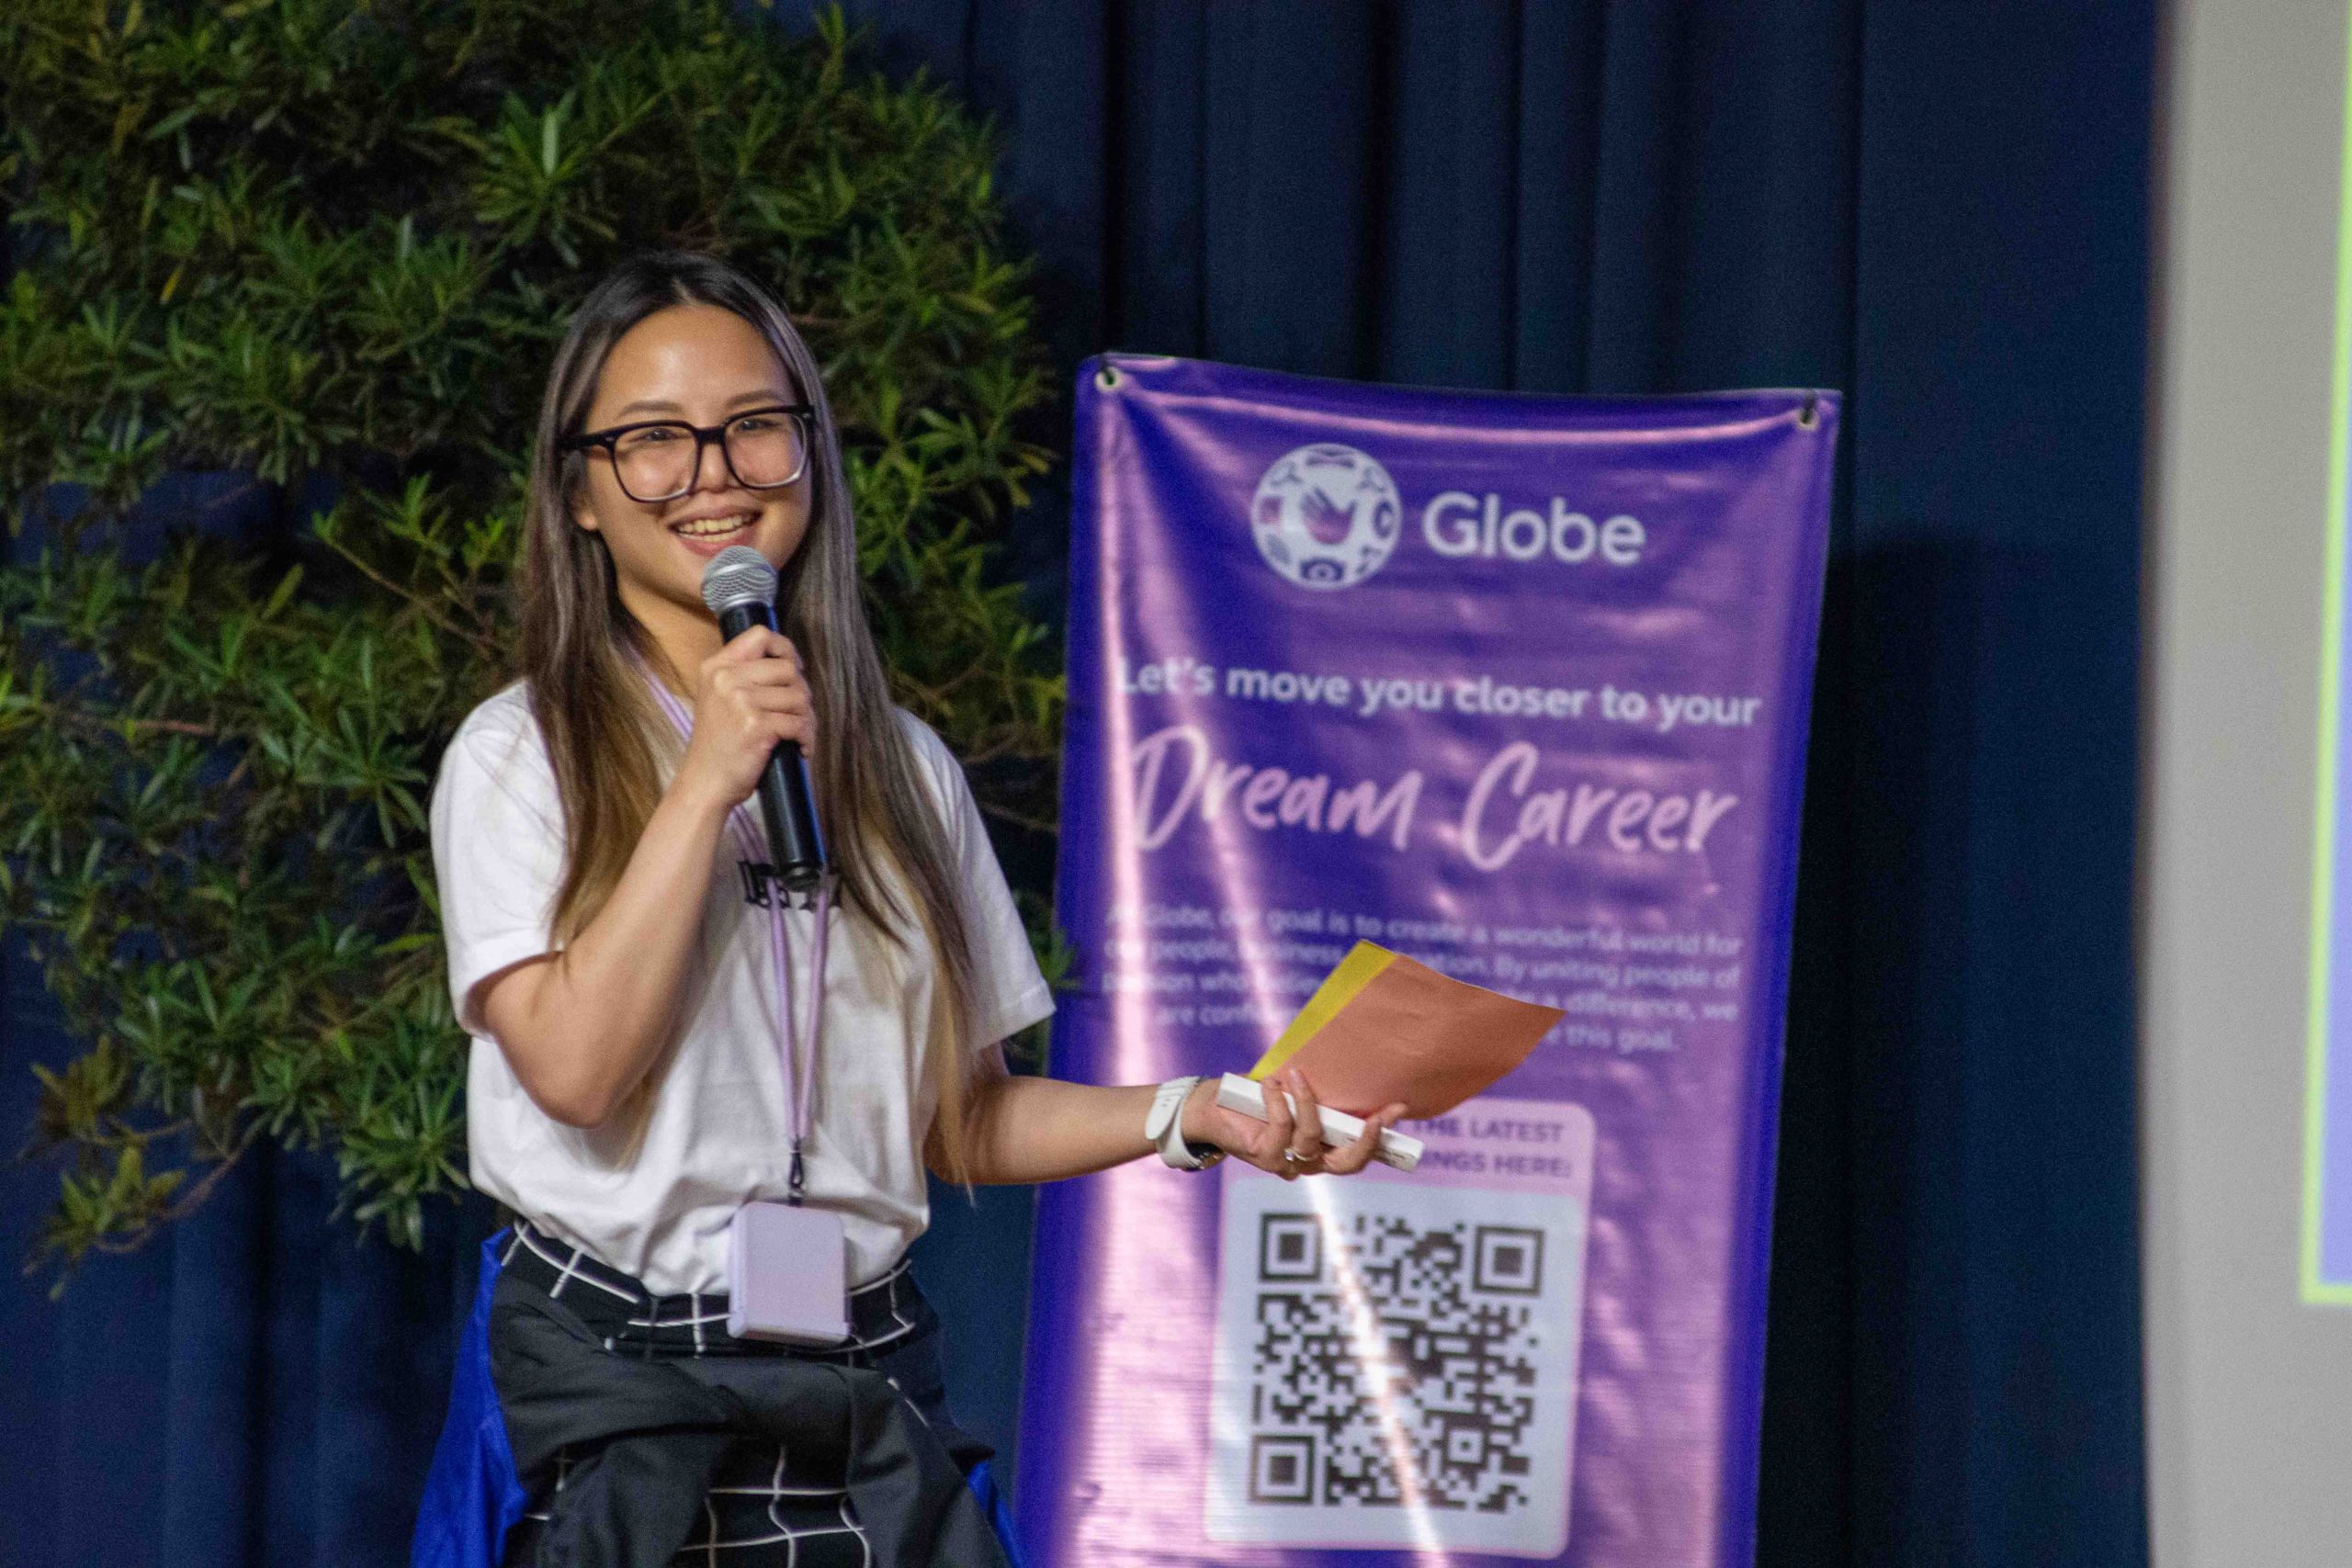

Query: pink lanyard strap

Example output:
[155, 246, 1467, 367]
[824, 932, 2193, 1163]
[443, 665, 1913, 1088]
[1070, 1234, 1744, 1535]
[639, 662, 831, 1201]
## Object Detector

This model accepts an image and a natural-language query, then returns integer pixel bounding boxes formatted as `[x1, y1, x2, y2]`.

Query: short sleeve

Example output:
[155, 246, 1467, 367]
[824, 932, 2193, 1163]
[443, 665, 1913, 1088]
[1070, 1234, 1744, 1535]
[898, 712, 1055, 1048]
[430, 692, 568, 1037]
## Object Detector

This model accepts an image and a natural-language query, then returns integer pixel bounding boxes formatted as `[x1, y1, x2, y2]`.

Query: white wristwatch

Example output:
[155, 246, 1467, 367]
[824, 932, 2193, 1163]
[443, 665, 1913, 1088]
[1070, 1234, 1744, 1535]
[1147, 1076, 1224, 1170]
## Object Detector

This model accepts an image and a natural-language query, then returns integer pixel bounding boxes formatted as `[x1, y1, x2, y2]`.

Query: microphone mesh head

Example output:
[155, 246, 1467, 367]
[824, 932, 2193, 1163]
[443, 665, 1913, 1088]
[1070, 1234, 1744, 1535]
[700, 547, 778, 617]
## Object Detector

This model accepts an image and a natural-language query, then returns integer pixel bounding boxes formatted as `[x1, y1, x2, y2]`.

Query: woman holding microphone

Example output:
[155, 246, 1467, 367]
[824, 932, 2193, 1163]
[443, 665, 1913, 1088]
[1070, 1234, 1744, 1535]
[416, 250, 1403, 1567]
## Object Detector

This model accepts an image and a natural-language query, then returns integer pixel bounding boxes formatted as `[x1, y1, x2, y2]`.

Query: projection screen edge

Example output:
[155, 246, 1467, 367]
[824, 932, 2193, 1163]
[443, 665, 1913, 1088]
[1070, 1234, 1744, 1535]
[2308, 0, 2352, 1309]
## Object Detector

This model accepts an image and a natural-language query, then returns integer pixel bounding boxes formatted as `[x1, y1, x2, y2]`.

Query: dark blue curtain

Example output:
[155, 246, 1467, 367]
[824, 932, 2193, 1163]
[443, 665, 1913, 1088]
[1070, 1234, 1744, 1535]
[0, 2, 2153, 1563]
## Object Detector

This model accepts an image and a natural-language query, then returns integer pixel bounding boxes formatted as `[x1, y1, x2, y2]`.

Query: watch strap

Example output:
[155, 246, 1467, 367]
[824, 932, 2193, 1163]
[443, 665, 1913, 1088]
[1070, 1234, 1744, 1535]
[1148, 1076, 1220, 1169]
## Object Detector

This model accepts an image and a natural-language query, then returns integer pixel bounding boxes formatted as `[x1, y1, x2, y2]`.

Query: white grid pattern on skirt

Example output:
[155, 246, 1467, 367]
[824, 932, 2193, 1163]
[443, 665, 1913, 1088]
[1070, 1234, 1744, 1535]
[498, 1221, 932, 1563]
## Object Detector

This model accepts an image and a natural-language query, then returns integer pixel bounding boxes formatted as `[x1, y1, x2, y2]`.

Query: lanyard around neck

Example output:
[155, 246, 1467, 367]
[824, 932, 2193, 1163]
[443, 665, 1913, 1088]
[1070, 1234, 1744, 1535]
[639, 663, 831, 1202]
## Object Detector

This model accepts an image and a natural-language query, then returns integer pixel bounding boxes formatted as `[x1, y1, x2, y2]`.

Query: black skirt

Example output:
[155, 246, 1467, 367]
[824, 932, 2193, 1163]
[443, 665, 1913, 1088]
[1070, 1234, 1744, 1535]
[492, 1219, 990, 1567]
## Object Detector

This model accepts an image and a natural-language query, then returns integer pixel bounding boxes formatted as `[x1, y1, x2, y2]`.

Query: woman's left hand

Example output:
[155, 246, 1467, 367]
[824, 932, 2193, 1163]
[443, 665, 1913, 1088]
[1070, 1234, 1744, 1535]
[1182, 1068, 1408, 1179]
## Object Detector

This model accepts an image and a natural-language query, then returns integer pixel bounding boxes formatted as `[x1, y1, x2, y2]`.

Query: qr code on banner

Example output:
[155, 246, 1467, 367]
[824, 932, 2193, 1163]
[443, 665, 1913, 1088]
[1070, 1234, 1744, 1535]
[1204, 1170, 1589, 1558]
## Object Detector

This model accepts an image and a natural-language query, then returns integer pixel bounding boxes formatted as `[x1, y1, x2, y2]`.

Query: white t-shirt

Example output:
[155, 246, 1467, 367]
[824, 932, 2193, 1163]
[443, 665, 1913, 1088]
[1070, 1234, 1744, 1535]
[429, 682, 1053, 1293]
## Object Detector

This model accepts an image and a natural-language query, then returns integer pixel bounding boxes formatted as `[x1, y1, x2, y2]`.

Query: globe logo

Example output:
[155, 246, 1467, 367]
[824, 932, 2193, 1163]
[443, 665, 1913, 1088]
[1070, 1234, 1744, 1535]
[1250, 443, 1402, 591]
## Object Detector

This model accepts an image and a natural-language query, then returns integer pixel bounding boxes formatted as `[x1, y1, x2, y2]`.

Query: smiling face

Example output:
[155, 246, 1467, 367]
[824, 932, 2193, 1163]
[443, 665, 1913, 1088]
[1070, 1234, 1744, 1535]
[571, 302, 813, 644]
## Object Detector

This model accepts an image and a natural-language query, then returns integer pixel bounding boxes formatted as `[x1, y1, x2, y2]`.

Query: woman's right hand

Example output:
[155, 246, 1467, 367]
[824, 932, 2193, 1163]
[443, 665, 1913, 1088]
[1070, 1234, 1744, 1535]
[672, 626, 816, 815]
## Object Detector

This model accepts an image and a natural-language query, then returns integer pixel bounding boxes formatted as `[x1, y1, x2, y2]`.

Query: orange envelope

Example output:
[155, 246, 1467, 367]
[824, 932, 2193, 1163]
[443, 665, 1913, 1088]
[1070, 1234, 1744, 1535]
[1248, 942, 1564, 1119]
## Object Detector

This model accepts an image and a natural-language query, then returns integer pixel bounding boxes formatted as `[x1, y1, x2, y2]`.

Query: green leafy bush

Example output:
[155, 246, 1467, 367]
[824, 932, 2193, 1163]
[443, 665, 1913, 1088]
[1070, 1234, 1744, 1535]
[0, 0, 1062, 1285]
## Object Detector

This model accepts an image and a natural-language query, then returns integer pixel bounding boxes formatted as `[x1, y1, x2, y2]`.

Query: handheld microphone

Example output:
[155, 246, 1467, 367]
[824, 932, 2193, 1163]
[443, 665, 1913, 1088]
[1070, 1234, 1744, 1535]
[699, 547, 827, 897]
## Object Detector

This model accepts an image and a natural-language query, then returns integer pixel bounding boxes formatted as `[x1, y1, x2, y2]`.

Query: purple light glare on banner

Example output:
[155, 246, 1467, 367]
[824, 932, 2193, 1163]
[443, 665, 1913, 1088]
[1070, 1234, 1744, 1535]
[1018, 355, 1838, 1568]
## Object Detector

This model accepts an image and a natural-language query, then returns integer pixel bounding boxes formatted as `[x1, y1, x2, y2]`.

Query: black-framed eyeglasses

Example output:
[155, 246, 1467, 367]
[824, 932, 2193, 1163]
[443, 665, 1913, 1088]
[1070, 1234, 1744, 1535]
[561, 403, 814, 503]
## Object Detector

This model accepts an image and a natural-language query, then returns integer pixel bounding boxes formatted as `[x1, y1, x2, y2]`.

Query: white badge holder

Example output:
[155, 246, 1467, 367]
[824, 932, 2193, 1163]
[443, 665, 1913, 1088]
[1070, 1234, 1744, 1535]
[729, 1200, 850, 1346]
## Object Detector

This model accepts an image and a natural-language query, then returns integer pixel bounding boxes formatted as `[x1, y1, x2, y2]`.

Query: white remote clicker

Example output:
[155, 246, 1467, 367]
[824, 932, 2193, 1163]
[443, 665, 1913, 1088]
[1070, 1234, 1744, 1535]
[1215, 1073, 1424, 1172]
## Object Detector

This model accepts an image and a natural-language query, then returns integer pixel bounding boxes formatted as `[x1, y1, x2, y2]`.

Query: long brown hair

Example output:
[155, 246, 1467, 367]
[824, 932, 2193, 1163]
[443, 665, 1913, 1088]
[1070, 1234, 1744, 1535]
[514, 250, 983, 1177]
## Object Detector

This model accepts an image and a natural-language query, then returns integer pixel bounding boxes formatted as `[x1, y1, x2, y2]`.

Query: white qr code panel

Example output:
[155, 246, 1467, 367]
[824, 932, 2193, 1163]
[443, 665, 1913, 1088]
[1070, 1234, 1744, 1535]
[1204, 1119, 1593, 1560]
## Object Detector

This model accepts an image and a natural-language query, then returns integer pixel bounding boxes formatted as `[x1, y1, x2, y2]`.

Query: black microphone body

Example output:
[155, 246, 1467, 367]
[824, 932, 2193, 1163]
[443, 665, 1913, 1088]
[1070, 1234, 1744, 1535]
[715, 596, 828, 895]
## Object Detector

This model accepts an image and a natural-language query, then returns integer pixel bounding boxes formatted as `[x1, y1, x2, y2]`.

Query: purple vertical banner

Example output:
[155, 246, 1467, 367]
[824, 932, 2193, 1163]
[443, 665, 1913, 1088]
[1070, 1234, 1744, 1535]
[1017, 355, 1838, 1567]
